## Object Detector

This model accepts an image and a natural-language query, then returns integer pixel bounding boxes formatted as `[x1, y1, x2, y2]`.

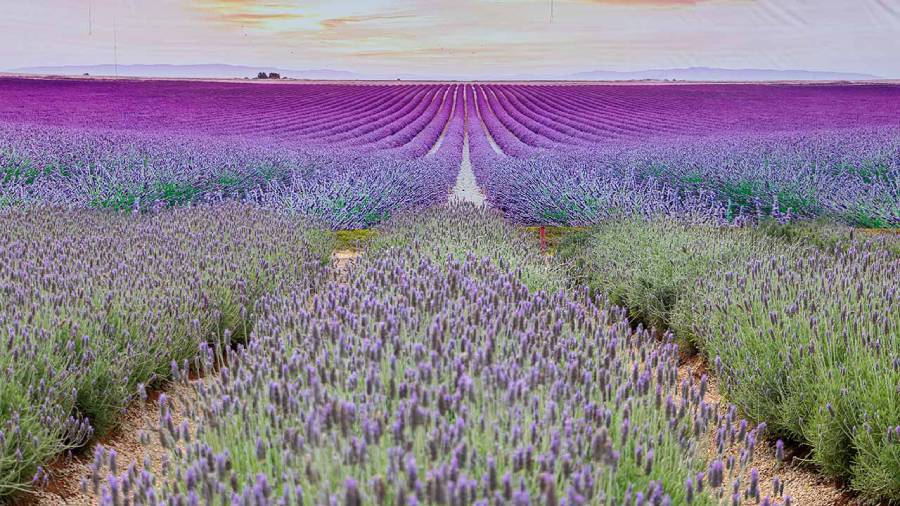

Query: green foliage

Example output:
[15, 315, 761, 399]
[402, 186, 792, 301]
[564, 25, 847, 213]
[1, 157, 54, 185]
[554, 216, 776, 352]
[369, 203, 565, 294]
[0, 204, 331, 500]
[759, 217, 900, 258]
[692, 240, 900, 501]
[331, 229, 378, 251]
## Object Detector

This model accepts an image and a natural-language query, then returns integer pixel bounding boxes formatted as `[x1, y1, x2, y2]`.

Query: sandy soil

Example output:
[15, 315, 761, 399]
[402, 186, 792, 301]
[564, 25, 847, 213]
[20, 380, 196, 506]
[449, 137, 487, 205]
[333, 249, 360, 272]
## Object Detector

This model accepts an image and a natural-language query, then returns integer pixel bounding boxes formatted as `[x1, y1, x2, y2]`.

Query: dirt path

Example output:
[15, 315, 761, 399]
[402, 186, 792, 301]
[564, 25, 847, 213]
[333, 249, 360, 272]
[20, 379, 196, 506]
[449, 135, 487, 205]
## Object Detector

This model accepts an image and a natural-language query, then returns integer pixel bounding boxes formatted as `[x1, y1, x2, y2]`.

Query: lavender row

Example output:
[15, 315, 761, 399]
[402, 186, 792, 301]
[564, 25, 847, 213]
[470, 86, 538, 158]
[565, 214, 900, 501]
[3, 79, 899, 152]
[472, 128, 900, 227]
[0, 123, 459, 227]
[0, 203, 332, 498]
[691, 230, 900, 499]
[378, 86, 454, 152]
[283, 86, 411, 139]
[430, 86, 466, 164]
[475, 84, 900, 149]
[325, 86, 442, 147]
[86, 205, 784, 506]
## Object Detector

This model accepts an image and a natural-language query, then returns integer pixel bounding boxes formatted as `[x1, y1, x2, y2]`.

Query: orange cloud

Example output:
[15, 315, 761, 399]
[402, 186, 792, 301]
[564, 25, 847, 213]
[319, 14, 419, 30]
[219, 12, 306, 23]
[192, 0, 306, 28]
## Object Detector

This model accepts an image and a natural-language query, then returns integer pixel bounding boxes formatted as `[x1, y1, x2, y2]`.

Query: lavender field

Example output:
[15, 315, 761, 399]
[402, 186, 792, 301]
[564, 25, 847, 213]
[2, 79, 899, 227]
[2, 77, 900, 505]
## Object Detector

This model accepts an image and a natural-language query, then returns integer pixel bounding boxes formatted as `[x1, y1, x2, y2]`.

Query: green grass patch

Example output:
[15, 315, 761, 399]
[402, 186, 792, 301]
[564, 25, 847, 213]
[331, 229, 379, 251]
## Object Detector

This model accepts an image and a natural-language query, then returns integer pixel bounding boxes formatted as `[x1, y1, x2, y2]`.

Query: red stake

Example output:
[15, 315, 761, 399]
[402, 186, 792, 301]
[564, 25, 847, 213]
[539, 226, 547, 253]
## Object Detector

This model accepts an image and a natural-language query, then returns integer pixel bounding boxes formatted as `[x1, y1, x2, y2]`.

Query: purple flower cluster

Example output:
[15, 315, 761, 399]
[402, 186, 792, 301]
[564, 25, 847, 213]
[460, 83, 900, 227]
[0, 122, 459, 228]
[472, 83, 900, 148]
[81, 206, 781, 506]
[470, 128, 900, 227]
[695, 237, 900, 499]
[0, 79, 469, 227]
[0, 203, 330, 498]
[3, 78, 898, 227]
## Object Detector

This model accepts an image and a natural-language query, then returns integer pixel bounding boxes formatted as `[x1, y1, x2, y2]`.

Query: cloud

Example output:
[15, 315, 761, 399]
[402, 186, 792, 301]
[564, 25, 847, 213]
[319, 14, 419, 30]
[218, 12, 307, 25]
[192, 0, 307, 28]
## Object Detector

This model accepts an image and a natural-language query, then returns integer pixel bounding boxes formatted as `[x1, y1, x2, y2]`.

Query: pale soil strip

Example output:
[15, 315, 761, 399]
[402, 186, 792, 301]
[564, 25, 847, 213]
[449, 135, 486, 205]
[333, 249, 360, 273]
[427, 84, 458, 156]
[449, 87, 486, 204]
[472, 85, 505, 155]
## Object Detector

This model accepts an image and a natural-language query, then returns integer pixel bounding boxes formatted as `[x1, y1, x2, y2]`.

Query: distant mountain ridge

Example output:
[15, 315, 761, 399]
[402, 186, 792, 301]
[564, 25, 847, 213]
[568, 67, 879, 81]
[8, 64, 881, 81]
[10, 64, 366, 80]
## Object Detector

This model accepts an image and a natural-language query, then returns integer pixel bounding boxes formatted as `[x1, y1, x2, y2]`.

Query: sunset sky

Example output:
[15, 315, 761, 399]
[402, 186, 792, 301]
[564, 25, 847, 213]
[3, 0, 900, 78]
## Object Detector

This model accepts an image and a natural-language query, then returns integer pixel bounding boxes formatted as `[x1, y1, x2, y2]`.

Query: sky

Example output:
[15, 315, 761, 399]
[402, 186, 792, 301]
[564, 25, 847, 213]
[2, 0, 900, 79]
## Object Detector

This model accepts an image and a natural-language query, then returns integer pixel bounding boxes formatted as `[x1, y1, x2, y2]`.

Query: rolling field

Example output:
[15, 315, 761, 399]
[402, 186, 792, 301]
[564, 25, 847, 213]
[2, 77, 900, 505]
[2, 78, 898, 227]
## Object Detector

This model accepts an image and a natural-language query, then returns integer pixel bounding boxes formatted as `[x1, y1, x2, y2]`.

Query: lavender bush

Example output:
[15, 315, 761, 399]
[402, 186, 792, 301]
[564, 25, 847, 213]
[368, 204, 565, 293]
[0, 123, 459, 228]
[691, 237, 900, 500]
[83, 206, 781, 506]
[0, 203, 331, 498]
[473, 128, 900, 228]
[554, 216, 783, 351]
[554, 214, 900, 499]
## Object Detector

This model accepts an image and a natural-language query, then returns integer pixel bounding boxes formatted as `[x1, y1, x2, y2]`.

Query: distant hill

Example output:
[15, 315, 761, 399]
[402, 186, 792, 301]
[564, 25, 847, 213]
[8, 64, 881, 82]
[10, 64, 368, 80]
[568, 67, 879, 82]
